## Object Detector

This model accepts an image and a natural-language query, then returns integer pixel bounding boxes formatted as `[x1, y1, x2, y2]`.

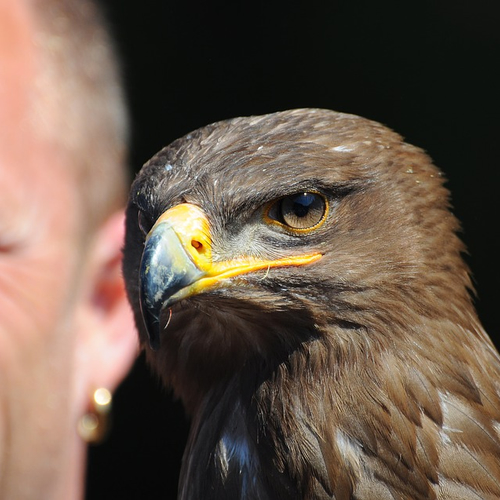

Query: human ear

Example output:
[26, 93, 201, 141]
[74, 210, 139, 406]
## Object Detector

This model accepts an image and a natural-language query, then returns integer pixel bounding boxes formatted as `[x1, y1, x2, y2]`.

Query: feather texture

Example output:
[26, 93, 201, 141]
[123, 109, 500, 499]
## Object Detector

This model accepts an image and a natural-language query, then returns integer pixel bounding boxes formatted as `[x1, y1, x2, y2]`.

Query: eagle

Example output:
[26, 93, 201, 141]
[123, 109, 500, 499]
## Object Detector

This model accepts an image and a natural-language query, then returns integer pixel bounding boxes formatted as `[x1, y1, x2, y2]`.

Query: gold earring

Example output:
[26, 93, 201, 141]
[77, 387, 113, 444]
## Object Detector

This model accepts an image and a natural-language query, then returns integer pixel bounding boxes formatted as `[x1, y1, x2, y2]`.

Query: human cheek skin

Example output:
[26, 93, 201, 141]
[0, 164, 81, 354]
[0, 252, 70, 350]
[0, 204, 81, 498]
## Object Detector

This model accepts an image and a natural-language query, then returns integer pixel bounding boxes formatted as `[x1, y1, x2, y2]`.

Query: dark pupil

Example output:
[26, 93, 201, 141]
[292, 194, 315, 217]
[280, 192, 325, 229]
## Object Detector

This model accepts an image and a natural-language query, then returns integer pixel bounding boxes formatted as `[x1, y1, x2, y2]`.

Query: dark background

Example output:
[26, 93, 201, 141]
[87, 1, 500, 498]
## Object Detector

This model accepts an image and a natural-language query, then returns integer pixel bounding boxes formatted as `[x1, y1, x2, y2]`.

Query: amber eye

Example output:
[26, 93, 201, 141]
[267, 192, 328, 231]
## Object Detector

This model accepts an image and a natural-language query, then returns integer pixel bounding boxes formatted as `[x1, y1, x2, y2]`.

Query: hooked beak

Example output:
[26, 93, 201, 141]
[139, 203, 322, 350]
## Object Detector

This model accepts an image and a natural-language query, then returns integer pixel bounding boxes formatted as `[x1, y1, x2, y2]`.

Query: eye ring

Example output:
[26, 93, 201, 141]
[264, 192, 328, 233]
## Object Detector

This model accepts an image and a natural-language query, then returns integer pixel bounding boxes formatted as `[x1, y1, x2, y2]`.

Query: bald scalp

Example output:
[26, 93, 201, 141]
[29, 0, 129, 234]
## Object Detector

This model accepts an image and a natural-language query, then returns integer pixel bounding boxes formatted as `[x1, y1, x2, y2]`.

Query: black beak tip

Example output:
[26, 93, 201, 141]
[138, 220, 205, 352]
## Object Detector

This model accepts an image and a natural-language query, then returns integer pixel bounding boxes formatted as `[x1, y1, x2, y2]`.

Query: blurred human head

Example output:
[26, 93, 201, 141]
[0, 0, 137, 498]
[29, 0, 129, 233]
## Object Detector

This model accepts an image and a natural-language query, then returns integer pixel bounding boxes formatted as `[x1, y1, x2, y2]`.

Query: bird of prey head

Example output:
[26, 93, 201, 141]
[123, 109, 500, 499]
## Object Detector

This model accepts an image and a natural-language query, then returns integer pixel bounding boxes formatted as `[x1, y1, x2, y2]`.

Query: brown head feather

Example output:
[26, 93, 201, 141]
[123, 109, 500, 499]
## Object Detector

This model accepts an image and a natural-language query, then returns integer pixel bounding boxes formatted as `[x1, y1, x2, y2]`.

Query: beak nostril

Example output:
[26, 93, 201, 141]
[191, 239, 203, 252]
